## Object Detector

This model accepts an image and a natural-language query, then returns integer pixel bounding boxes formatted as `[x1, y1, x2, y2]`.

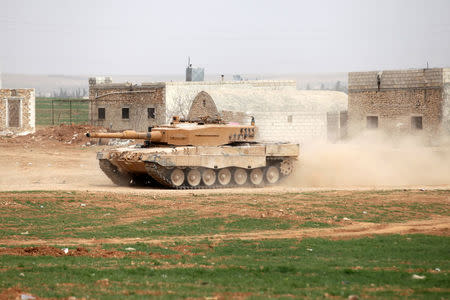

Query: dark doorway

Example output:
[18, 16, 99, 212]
[8, 99, 21, 127]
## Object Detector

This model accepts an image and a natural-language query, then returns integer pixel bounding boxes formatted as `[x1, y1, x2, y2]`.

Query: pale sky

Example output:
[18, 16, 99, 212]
[1, 0, 449, 75]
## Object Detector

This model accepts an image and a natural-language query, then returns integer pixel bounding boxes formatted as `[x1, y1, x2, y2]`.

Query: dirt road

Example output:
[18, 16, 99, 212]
[1, 142, 450, 193]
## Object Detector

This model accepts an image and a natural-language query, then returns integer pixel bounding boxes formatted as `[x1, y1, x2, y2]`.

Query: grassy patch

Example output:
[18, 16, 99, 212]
[0, 235, 448, 299]
[1, 190, 449, 240]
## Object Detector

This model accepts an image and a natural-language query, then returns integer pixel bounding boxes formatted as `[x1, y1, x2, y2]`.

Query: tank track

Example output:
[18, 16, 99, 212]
[143, 159, 290, 190]
[99, 159, 134, 186]
[99, 159, 158, 187]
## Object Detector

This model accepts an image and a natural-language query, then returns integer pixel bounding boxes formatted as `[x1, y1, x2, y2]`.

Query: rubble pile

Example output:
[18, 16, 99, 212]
[0, 124, 106, 146]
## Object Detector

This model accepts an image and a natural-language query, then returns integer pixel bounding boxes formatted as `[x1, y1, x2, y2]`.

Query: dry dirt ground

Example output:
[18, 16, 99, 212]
[1, 125, 449, 194]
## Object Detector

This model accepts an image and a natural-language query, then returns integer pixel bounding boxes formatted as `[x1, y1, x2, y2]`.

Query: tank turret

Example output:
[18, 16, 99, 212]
[86, 122, 256, 147]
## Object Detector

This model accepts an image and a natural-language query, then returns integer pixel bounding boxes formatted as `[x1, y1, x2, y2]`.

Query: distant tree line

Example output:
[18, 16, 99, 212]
[44, 88, 88, 98]
[305, 81, 348, 93]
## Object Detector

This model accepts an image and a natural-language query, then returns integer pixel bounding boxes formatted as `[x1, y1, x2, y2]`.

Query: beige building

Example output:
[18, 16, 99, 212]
[89, 79, 165, 132]
[348, 68, 450, 138]
[0, 88, 35, 135]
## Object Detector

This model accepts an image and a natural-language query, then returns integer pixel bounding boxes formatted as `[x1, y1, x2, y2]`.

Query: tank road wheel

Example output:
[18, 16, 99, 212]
[265, 166, 280, 184]
[280, 159, 294, 176]
[170, 168, 185, 187]
[202, 169, 216, 186]
[218, 168, 232, 186]
[250, 168, 264, 186]
[187, 169, 201, 187]
[233, 168, 248, 185]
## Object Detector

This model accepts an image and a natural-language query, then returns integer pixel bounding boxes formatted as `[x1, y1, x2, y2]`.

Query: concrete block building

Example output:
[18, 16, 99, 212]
[348, 68, 450, 138]
[0, 88, 35, 135]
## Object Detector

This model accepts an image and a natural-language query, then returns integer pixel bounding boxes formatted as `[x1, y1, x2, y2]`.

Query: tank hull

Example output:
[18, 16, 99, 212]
[97, 143, 299, 189]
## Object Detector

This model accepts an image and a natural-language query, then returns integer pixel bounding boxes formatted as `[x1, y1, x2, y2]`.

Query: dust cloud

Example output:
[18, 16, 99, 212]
[285, 132, 450, 188]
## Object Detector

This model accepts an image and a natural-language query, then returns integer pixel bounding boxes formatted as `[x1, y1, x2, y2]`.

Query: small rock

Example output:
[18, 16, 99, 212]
[80, 203, 86, 207]
[125, 247, 136, 251]
[260, 213, 266, 218]
[412, 274, 426, 280]
[348, 295, 359, 300]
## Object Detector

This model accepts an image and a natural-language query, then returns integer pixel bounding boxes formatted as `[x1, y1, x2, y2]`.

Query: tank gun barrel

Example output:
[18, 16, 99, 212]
[86, 130, 162, 142]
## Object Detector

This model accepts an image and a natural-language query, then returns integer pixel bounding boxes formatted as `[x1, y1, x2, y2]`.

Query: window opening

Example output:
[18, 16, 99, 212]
[122, 107, 129, 119]
[411, 116, 423, 130]
[148, 107, 155, 119]
[366, 116, 378, 129]
[98, 108, 105, 120]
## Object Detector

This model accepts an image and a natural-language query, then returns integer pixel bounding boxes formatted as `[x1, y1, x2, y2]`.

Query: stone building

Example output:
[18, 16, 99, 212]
[89, 79, 165, 132]
[0, 88, 35, 135]
[348, 68, 450, 138]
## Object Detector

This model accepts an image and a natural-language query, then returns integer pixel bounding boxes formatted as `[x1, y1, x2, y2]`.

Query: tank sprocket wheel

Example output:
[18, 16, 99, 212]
[99, 159, 133, 186]
[280, 159, 294, 176]
[265, 165, 280, 184]
[187, 169, 201, 187]
[233, 168, 248, 185]
[217, 168, 232, 186]
[202, 169, 216, 186]
[250, 168, 264, 186]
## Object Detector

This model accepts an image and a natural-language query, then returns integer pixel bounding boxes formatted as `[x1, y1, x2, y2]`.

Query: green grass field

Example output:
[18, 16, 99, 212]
[0, 190, 448, 299]
[36, 98, 89, 125]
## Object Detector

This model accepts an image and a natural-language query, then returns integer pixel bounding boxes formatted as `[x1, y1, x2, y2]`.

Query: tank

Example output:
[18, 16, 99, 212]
[87, 94, 299, 189]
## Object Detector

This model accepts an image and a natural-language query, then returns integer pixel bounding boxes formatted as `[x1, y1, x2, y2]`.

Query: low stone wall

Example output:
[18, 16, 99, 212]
[253, 112, 327, 144]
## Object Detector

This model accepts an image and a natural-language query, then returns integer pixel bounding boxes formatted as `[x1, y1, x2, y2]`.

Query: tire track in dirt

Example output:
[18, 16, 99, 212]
[1, 217, 448, 247]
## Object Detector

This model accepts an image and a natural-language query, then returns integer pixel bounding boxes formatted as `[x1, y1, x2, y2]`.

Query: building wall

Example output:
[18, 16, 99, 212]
[187, 91, 220, 121]
[0, 89, 35, 135]
[164, 80, 297, 120]
[89, 83, 165, 132]
[348, 68, 445, 138]
[443, 68, 450, 135]
[253, 112, 327, 144]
